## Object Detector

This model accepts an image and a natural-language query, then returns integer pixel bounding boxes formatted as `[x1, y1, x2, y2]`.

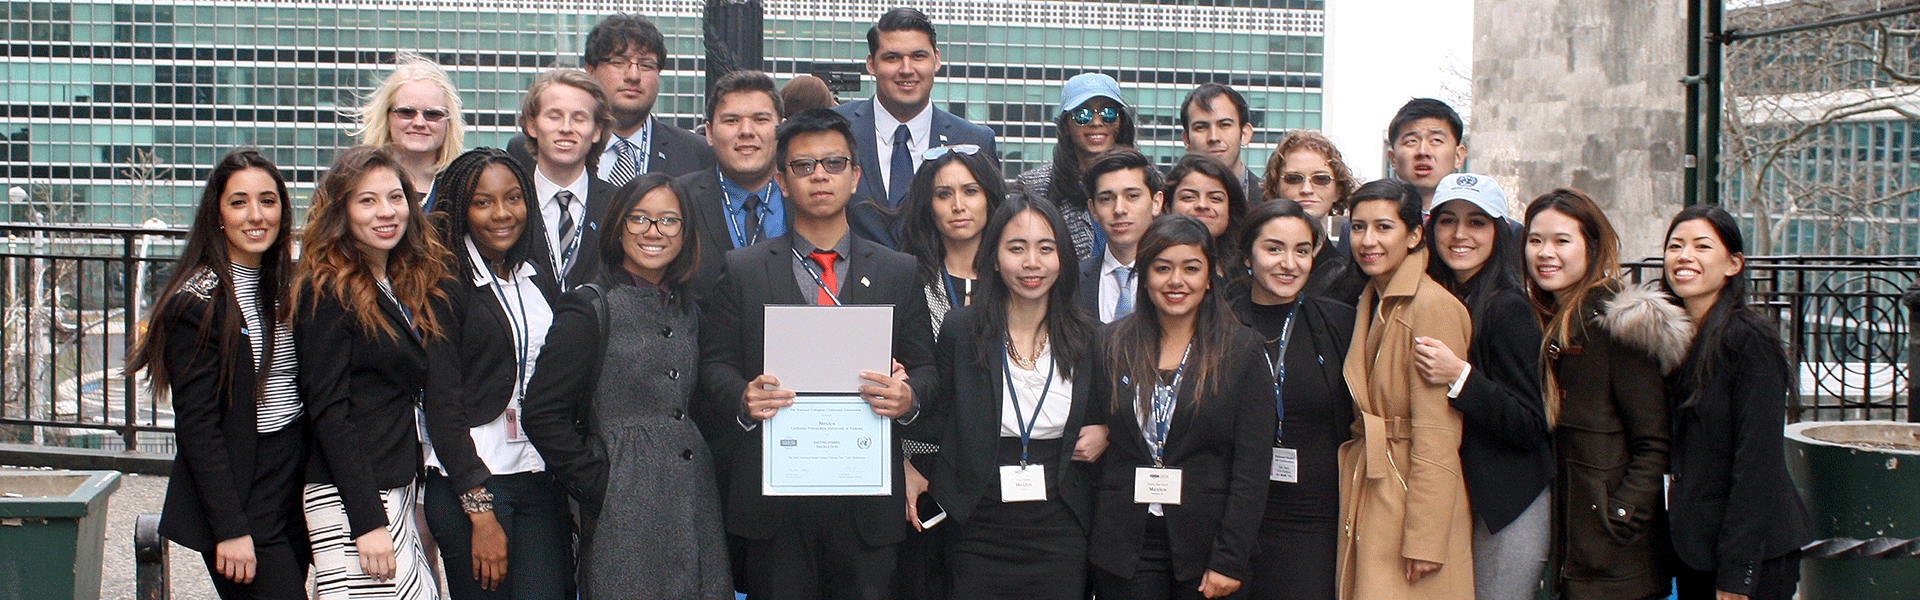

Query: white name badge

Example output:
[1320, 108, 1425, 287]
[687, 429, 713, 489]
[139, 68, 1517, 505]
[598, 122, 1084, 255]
[999, 464, 1048, 502]
[504, 407, 528, 443]
[1134, 467, 1183, 505]
[1270, 447, 1299, 483]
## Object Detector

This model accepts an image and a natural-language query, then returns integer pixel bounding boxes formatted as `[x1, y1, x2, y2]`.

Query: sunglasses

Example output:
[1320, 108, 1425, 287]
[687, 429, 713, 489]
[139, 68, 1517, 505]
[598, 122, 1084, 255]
[389, 106, 450, 122]
[922, 144, 981, 161]
[1281, 173, 1336, 187]
[1070, 106, 1120, 126]
[785, 156, 854, 176]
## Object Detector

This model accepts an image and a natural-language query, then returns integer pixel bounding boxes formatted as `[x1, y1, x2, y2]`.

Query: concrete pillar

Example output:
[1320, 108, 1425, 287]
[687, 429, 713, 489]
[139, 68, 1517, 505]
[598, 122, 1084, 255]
[1472, 0, 1687, 261]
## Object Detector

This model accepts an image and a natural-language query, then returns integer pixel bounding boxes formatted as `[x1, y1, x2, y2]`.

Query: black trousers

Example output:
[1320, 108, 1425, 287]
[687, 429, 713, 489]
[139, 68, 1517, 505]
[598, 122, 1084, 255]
[422, 471, 575, 600]
[1673, 551, 1801, 600]
[204, 425, 308, 600]
[1093, 515, 1245, 600]
[740, 499, 899, 600]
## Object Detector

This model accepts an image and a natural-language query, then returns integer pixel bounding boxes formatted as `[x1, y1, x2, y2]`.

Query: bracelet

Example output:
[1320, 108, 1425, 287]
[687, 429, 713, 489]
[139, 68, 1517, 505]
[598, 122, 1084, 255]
[460, 488, 494, 514]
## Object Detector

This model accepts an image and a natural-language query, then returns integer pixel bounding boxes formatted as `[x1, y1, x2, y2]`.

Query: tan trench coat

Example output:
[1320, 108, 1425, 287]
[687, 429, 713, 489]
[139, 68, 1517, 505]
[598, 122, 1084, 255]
[1336, 249, 1476, 600]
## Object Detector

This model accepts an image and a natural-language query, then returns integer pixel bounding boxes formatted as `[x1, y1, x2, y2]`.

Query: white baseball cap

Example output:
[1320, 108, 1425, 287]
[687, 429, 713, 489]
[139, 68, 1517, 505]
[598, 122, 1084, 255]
[1429, 173, 1507, 219]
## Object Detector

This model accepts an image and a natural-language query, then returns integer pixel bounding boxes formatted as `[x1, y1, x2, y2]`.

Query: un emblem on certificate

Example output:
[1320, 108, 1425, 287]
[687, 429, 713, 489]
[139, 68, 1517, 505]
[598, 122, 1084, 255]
[858, 437, 873, 449]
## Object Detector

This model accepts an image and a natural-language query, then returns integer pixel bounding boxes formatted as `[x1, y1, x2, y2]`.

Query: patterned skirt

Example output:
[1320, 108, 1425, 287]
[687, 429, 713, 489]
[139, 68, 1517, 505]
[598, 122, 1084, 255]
[303, 482, 438, 600]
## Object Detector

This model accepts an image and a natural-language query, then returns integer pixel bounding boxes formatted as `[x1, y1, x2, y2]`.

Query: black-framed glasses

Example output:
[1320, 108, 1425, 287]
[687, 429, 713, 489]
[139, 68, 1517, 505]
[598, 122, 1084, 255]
[785, 156, 853, 176]
[599, 57, 660, 72]
[389, 106, 449, 122]
[922, 144, 981, 161]
[1070, 106, 1120, 126]
[623, 214, 684, 236]
[1280, 173, 1336, 187]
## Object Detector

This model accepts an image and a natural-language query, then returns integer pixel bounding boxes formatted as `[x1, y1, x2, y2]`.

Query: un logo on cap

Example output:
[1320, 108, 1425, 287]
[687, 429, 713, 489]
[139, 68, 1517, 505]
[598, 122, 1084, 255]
[1457, 175, 1478, 186]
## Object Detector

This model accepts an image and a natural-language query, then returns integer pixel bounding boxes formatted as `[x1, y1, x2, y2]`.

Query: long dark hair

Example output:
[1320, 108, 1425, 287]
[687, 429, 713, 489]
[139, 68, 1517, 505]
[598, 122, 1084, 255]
[1046, 101, 1138, 210]
[1103, 214, 1239, 414]
[290, 145, 450, 341]
[1661, 204, 1784, 405]
[427, 148, 548, 281]
[127, 149, 295, 400]
[1346, 179, 1425, 285]
[966, 190, 1091, 377]
[1425, 202, 1523, 342]
[1522, 188, 1620, 350]
[1164, 153, 1250, 275]
[897, 150, 1006, 284]
[593, 172, 703, 303]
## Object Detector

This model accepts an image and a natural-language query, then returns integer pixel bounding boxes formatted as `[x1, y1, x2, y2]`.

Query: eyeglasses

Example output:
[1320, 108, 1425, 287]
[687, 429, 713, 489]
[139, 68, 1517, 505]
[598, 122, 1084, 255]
[922, 144, 981, 161]
[785, 156, 854, 176]
[389, 106, 449, 122]
[599, 57, 660, 72]
[1281, 173, 1336, 187]
[623, 214, 684, 236]
[1070, 106, 1120, 126]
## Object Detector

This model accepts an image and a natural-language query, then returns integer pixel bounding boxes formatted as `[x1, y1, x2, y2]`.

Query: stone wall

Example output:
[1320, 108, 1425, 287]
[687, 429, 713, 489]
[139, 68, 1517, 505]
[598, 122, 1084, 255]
[1472, 0, 1687, 261]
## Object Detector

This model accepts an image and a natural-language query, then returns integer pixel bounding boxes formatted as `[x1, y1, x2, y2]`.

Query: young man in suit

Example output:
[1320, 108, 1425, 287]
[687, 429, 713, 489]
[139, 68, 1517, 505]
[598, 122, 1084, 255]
[1077, 149, 1163, 323]
[699, 108, 937, 600]
[679, 70, 788, 304]
[518, 68, 615, 288]
[509, 14, 714, 184]
[1181, 83, 1260, 198]
[834, 7, 996, 248]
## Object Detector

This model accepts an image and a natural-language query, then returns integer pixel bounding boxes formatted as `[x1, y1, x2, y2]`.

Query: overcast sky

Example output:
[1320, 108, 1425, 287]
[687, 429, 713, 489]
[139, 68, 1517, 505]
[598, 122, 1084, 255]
[1321, 0, 1476, 181]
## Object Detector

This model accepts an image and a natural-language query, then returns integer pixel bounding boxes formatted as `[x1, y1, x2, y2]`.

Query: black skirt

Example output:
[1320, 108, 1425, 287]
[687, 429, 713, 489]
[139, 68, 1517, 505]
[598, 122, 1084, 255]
[948, 437, 1088, 600]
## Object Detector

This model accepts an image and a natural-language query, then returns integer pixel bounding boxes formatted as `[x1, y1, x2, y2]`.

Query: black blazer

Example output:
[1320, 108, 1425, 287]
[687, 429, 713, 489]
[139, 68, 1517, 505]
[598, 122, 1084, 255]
[1087, 324, 1275, 583]
[926, 306, 1096, 530]
[423, 259, 561, 493]
[1666, 322, 1813, 594]
[697, 232, 938, 546]
[832, 99, 998, 248]
[506, 116, 716, 182]
[1226, 291, 1356, 449]
[555, 176, 618, 290]
[158, 268, 307, 553]
[676, 168, 796, 305]
[1077, 253, 1105, 321]
[1301, 243, 1364, 306]
[1450, 289, 1555, 532]
[296, 285, 431, 538]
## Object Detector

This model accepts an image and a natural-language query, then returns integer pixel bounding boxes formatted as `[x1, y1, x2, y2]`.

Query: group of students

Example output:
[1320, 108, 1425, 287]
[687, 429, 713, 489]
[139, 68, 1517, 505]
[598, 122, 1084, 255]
[131, 7, 1816, 600]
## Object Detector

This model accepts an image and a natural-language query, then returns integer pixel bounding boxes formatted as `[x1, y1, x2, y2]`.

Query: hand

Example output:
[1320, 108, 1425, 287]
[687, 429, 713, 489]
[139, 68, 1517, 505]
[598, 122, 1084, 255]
[1405, 558, 1441, 582]
[904, 459, 929, 531]
[859, 369, 914, 418]
[742, 373, 796, 421]
[1717, 592, 1750, 600]
[469, 508, 509, 591]
[891, 359, 909, 381]
[1073, 425, 1110, 462]
[213, 535, 256, 584]
[1197, 570, 1242, 598]
[355, 528, 397, 581]
[1410, 336, 1467, 386]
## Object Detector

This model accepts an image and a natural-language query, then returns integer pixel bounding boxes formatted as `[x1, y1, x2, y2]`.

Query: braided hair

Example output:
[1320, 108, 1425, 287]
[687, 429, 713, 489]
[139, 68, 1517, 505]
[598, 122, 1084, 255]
[427, 147, 549, 280]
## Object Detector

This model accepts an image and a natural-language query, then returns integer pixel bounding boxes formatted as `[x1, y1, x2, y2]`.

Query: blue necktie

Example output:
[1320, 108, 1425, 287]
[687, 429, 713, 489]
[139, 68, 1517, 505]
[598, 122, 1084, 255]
[889, 124, 913, 206]
[1114, 266, 1134, 320]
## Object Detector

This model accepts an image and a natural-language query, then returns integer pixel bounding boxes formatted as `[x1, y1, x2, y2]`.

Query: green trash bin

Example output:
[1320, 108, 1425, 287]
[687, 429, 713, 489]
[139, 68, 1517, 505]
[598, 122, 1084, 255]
[1785, 421, 1920, 600]
[0, 470, 123, 600]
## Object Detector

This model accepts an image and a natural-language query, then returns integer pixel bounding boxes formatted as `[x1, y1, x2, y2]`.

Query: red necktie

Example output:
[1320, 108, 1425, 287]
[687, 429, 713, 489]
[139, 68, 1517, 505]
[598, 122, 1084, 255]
[809, 250, 838, 306]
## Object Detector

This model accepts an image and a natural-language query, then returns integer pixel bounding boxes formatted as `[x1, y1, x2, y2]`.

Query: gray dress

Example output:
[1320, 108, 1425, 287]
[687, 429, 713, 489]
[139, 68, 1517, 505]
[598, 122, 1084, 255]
[587, 286, 732, 599]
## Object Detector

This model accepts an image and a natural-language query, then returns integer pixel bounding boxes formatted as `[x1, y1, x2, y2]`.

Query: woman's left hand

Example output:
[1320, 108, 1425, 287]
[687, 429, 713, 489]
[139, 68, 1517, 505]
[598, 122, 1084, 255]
[469, 509, 509, 590]
[1197, 570, 1241, 598]
[1073, 425, 1110, 462]
[1410, 336, 1466, 386]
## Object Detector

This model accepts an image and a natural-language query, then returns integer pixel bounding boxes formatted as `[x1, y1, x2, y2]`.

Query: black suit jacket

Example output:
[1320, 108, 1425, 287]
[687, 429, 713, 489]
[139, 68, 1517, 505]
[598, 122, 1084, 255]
[296, 285, 432, 538]
[158, 268, 308, 553]
[1667, 322, 1813, 594]
[697, 232, 937, 546]
[423, 260, 561, 493]
[1449, 289, 1555, 532]
[676, 168, 795, 305]
[832, 99, 998, 248]
[1226, 291, 1357, 448]
[507, 116, 715, 183]
[925, 306, 1096, 530]
[1077, 253, 1105, 322]
[1087, 325, 1275, 583]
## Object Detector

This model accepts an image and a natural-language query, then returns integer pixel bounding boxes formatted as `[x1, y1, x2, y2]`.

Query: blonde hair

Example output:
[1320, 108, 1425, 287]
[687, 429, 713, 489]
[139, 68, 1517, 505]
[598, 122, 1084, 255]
[352, 51, 465, 174]
[517, 68, 616, 175]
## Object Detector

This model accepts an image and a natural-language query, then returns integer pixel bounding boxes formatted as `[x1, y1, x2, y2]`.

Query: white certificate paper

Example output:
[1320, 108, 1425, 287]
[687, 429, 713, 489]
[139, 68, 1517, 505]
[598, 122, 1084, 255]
[762, 395, 893, 496]
[764, 305, 893, 393]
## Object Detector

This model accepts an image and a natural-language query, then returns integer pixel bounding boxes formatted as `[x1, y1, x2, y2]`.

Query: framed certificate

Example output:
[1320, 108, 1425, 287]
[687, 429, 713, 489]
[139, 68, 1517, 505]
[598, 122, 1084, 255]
[761, 395, 893, 496]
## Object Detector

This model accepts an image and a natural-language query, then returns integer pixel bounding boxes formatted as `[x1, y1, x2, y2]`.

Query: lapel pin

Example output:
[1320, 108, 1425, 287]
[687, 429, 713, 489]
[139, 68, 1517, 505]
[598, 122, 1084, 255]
[657, 151, 666, 159]
[860, 277, 871, 287]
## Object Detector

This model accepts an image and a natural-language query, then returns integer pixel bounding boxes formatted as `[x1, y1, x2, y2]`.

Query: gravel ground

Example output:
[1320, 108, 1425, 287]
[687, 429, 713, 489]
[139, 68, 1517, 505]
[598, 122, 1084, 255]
[2, 466, 214, 600]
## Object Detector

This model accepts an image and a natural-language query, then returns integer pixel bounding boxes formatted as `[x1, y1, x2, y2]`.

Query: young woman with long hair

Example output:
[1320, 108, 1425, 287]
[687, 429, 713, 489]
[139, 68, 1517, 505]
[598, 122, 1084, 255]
[1088, 214, 1273, 600]
[293, 145, 450, 600]
[352, 51, 465, 207]
[130, 150, 306, 599]
[1660, 204, 1812, 600]
[1523, 188, 1687, 600]
[924, 191, 1105, 598]
[1015, 73, 1138, 261]
[894, 146, 1007, 336]
[521, 173, 733, 599]
[1164, 153, 1250, 280]
[1334, 179, 1473, 600]
[1411, 174, 1553, 600]
[420, 147, 573, 599]
[1261, 131, 1364, 304]
[1230, 200, 1355, 600]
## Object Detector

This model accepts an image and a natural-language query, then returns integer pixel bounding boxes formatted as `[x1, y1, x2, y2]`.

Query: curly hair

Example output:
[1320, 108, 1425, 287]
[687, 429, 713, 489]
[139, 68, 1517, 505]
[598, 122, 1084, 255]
[291, 146, 450, 341]
[1261, 130, 1358, 214]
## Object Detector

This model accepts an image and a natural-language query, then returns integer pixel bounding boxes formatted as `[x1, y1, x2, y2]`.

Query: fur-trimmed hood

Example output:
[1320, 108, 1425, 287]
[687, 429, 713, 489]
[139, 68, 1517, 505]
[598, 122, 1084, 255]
[1594, 281, 1694, 375]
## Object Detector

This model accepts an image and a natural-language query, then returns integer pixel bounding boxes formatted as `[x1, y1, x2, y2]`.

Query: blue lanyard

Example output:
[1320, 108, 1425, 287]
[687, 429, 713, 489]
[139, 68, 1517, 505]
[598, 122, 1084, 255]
[791, 246, 842, 306]
[1002, 337, 1054, 466]
[483, 262, 533, 402]
[557, 203, 586, 276]
[1146, 342, 1191, 467]
[1262, 306, 1298, 444]
[723, 177, 777, 248]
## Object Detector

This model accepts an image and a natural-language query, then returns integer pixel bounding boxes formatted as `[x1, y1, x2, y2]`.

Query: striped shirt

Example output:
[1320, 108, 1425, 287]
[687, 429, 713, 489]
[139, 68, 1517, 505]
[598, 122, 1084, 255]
[231, 264, 300, 433]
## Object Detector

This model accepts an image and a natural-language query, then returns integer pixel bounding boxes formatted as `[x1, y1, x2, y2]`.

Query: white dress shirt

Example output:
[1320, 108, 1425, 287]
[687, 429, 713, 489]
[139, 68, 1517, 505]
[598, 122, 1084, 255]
[1001, 346, 1073, 440]
[535, 167, 591, 278]
[1097, 250, 1135, 323]
[597, 117, 654, 181]
[873, 102, 934, 193]
[425, 240, 554, 476]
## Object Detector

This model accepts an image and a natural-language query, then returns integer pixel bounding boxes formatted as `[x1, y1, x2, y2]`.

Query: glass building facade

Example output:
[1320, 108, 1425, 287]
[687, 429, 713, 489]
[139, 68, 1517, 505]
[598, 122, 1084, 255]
[3, 0, 1324, 224]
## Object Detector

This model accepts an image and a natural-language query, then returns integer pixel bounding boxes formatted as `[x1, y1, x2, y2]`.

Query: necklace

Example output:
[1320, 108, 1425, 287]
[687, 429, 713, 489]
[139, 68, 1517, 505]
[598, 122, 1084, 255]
[1005, 334, 1049, 370]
